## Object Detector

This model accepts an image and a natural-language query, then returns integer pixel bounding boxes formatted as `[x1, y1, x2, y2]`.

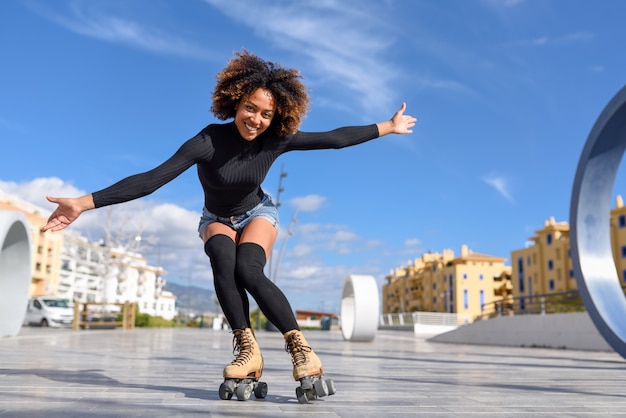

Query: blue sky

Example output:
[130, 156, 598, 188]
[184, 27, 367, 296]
[2, 0, 626, 313]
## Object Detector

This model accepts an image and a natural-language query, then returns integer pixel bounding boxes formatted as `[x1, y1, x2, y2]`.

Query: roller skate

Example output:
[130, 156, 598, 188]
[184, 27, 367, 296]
[219, 328, 268, 401]
[284, 330, 336, 404]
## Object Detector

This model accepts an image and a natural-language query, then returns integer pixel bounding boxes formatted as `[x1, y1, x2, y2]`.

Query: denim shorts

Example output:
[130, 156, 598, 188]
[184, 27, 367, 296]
[198, 193, 279, 236]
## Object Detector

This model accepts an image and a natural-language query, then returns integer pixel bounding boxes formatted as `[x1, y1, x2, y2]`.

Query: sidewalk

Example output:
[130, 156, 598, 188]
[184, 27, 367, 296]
[1, 327, 625, 417]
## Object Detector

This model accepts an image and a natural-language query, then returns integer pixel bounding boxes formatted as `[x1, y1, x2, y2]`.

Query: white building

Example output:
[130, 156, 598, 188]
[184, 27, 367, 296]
[58, 232, 106, 303]
[59, 231, 177, 320]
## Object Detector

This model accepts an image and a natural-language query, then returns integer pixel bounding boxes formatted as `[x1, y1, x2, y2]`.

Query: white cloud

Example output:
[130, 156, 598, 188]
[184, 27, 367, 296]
[1, 177, 389, 312]
[482, 173, 514, 203]
[509, 31, 595, 48]
[25, 1, 216, 61]
[0, 177, 85, 211]
[405, 238, 422, 247]
[289, 194, 326, 212]
[0, 177, 212, 286]
[203, 0, 401, 116]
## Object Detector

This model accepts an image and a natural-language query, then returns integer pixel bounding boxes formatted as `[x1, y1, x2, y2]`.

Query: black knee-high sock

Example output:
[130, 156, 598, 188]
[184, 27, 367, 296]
[204, 234, 250, 330]
[235, 242, 299, 333]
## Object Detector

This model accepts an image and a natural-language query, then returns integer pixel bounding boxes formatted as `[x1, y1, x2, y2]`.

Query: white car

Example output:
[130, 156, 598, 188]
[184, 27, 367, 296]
[24, 297, 74, 327]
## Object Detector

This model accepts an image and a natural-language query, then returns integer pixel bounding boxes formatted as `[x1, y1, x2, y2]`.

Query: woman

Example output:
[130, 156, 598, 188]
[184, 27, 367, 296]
[42, 50, 417, 401]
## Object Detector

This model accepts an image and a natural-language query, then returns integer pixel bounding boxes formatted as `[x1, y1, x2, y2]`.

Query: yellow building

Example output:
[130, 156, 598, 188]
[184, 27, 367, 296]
[511, 195, 626, 311]
[511, 217, 576, 309]
[383, 245, 510, 321]
[0, 192, 63, 296]
[610, 195, 626, 282]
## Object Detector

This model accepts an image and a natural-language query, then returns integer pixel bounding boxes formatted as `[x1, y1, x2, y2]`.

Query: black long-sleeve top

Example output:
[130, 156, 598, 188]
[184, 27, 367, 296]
[92, 122, 380, 217]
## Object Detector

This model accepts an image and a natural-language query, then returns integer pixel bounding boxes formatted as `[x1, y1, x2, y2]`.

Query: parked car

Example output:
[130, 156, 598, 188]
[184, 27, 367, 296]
[24, 297, 74, 327]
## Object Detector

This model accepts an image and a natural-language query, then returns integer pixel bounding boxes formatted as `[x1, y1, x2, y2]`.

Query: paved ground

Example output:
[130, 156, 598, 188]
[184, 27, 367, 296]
[1, 326, 625, 417]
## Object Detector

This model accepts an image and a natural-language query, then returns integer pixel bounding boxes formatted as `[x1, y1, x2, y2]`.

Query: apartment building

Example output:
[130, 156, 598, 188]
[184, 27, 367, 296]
[610, 195, 626, 282]
[1, 189, 177, 320]
[59, 231, 177, 320]
[0, 191, 63, 296]
[510, 217, 576, 311]
[510, 195, 626, 312]
[383, 245, 510, 321]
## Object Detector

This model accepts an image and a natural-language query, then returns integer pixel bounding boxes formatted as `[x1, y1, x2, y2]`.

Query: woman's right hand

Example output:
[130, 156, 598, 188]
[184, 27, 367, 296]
[41, 194, 95, 232]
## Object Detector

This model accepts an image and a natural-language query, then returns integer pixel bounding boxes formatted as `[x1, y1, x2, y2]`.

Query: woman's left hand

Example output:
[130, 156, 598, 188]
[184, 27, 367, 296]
[378, 102, 417, 136]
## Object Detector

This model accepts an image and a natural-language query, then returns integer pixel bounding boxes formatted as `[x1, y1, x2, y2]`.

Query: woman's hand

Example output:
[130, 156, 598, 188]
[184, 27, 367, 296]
[41, 194, 95, 232]
[377, 102, 417, 136]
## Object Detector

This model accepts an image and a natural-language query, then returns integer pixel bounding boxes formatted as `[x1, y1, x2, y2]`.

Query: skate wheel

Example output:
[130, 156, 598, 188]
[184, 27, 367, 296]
[325, 379, 336, 395]
[295, 387, 310, 404]
[236, 382, 253, 401]
[218, 382, 233, 400]
[223, 379, 236, 392]
[254, 381, 268, 399]
[299, 376, 313, 391]
[313, 378, 329, 397]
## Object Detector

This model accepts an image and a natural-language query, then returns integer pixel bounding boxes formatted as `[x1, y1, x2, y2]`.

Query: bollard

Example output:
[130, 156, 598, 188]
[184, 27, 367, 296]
[0, 210, 32, 337]
[340, 274, 379, 342]
[570, 84, 626, 359]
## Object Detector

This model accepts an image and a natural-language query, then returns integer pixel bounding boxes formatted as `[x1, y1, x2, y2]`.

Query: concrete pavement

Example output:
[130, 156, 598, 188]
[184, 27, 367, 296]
[1, 327, 625, 417]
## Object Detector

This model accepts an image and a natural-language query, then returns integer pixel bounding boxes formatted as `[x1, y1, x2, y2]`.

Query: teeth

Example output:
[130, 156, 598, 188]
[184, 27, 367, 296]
[244, 123, 258, 132]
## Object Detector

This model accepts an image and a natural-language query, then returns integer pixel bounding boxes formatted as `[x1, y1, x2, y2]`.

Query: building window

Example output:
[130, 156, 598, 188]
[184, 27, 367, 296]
[433, 283, 437, 290]
[620, 214, 626, 228]
[547, 233, 552, 245]
[622, 246, 626, 258]
[527, 256, 531, 266]
[548, 259, 553, 270]
[463, 273, 468, 280]
[570, 269, 574, 278]
[433, 296, 437, 304]
[479, 273, 484, 281]
[463, 289, 469, 310]
[518, 257, 525, 293]
[479, 290, 485, 308]
[549, 279, 555, 290]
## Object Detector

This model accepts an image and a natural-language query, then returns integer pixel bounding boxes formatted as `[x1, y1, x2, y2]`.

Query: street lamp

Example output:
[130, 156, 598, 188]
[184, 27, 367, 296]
[259, 164, 287, 331]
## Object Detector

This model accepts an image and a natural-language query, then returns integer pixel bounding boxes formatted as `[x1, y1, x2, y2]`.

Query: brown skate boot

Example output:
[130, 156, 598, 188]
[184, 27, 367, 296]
[284, 330, 323, 380]
[219, 328, 267, 401]
[284, 329, 336, 403]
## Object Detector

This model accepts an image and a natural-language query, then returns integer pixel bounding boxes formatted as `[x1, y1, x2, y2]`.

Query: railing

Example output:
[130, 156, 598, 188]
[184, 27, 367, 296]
[73, 301, 136, 330]
[380, 312, 471, 328]
[477, 288, 610, 320]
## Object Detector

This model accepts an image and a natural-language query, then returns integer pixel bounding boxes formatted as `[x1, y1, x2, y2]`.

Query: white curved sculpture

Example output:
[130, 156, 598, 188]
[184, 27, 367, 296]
[0, 210, 32, 337]
[340, 274, 379, 342]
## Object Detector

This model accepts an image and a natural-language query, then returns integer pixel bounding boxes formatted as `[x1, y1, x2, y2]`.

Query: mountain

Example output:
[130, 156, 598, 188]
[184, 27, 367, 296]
[165, 282, 217, 315]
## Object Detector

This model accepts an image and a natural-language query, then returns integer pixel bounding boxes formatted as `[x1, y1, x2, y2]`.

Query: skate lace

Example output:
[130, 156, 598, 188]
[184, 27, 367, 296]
[285, 333, 311, 367]
[230, 330, 254, 367]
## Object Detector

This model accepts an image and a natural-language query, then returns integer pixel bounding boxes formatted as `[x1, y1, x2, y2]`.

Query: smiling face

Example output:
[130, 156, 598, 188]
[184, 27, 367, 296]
[234, 88, 276, 141]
